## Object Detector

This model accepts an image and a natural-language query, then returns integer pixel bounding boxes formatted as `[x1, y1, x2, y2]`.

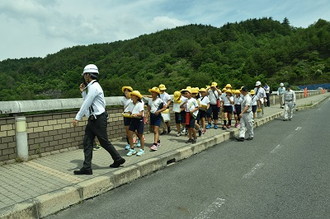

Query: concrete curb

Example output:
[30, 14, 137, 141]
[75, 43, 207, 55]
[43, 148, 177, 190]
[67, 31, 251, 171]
[1, 95, 329, 219]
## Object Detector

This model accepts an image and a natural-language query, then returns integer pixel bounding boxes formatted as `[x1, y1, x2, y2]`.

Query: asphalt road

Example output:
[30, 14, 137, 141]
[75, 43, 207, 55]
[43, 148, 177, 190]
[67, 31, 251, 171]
[48, 99, 330, 219]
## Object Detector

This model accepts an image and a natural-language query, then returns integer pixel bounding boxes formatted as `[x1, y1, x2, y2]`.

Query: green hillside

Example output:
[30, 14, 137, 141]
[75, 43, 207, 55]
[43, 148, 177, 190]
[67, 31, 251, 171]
[0, 17, 329, 100]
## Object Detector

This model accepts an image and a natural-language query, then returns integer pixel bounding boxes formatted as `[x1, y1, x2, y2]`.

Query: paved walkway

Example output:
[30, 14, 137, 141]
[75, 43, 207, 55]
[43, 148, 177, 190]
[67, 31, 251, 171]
[0, 92, 329, 218]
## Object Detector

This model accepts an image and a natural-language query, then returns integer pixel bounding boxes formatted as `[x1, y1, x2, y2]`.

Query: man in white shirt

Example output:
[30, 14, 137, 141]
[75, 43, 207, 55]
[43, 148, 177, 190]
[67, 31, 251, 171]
[237, 86, 254, 141]
[277, 83, 286, 108]
[72, 64, 125, 175]
[283, 85, 296, 121]
[264, 83, 271, 107]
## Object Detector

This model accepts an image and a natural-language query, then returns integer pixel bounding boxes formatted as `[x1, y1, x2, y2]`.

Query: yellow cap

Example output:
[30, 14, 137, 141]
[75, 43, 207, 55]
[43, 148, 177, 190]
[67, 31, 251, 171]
[225, 84, 232, 88]
[199, 88, 207, 92]
[173, 91, 182, 103]
[122, 86, 133, 93]
[211, 82, 218, 88]
[159, 84, 167, 91]
[130, 90, 143, 99]
[250, 90, 255, 95]
[225, 89, 232, 94]
[191, 87, 199, 94]
[149, 87, 161, 94]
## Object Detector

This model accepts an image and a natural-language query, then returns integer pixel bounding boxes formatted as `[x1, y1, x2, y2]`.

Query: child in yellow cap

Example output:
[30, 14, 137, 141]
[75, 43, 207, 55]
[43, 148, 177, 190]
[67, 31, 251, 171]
[121, 86, 133, 150]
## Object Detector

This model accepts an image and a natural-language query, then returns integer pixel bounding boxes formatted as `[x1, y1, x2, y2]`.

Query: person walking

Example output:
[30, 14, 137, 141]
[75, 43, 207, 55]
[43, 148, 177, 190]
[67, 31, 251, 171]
[237, 86, 254, 141]
[206, 82, 221, 129]
[277, 83, 286, 108]
[121, 86, 133, 150]
[254, 81, 266, 116]
[72, 64, 125, 175]
[264, 83, 271, 107]
[159, 84, 172, 135]
[283, 85, 296, 121]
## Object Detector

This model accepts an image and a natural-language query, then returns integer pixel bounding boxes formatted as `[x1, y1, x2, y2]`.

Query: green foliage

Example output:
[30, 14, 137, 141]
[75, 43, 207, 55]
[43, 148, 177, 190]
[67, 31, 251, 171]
[0, 18, 329, 101]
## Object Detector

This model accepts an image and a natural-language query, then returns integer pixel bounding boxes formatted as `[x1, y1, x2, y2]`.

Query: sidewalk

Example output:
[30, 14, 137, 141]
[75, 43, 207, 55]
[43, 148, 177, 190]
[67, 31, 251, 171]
[1, 93, 329, 219]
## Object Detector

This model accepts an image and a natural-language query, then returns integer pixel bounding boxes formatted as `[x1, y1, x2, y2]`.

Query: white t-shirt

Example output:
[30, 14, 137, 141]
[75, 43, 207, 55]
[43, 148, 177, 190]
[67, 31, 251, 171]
[208, 89, 221, 105]
[128, 101, 144, 116]
[148, 97, 164, 114]
[121, 97, 133, 113]
[251, 95, 257, 106]
[234, 95, 243, 105]
[198, 96, 210, 111]
[160, 92, 171, 106]
[222, 95, 234, 106]
[254, 87, 266, 100]
[185, 98, 199, 117]
[173, 96, 185, 113]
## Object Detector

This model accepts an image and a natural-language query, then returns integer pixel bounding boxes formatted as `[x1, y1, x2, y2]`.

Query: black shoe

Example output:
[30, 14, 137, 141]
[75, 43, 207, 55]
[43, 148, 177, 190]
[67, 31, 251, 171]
[160, 131, 167, 135]
[236, 137, 245, 142]
[110, 158, 126, 168]
[191, 139, 197, 144]
[185, 139, 193, 143]
[198, 130, 202, 137]
[246, 137, 253, 140]
[74, 168, 93, 175]
[222, 126, 227, 130]
[167, 128, 171, 134]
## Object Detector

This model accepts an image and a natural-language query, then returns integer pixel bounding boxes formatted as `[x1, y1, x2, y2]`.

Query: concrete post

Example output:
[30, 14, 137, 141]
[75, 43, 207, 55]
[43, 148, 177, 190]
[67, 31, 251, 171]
[15, 116, 28, 161]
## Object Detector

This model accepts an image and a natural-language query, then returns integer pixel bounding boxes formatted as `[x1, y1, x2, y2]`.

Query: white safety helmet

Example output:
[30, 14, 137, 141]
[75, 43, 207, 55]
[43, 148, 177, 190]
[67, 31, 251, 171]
[280, 83, 284, 86]
[82, 64, 99, 76]
[255, 81, 261, 86]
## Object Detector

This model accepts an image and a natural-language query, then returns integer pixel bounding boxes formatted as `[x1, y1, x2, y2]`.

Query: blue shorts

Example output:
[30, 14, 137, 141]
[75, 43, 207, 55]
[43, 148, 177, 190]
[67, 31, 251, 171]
[252, 105, 257, 113]
[175, 112, 183, 124]
[150, 113, 162, 127]
[123, 117, 131, 126]
[234, 105, 241, 115]
[223, 105, 233, 113]
[199, 110, 207, 119]
[129, 118, 144, 134]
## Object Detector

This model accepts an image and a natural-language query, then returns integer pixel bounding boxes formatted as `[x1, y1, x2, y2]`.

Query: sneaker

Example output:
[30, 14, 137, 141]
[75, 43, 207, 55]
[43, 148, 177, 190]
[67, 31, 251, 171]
[226, 125, 231, 129]
[214, 125, 218, 129]
[191, 139, 197, 144]
[185, 138, 193, 143]
[236, 137, 245, 142]
[126, 148, 137, 156]
[246, 137, 253, 140]
[176, 132, 181, 137]
[222, 126, 226, 130]
[157, 142, 161, 147]
[198, 129, 202, 137]
[136, 140, 141, 147]
[93, 145, 101, 151]
[181, 129, 186, 135]
[150, 144, 158, 151]
[136, 149, 145, 156]
[124, 144, 130, 150]
[160, 131, 167, 135]
[206, 124, 212, 129]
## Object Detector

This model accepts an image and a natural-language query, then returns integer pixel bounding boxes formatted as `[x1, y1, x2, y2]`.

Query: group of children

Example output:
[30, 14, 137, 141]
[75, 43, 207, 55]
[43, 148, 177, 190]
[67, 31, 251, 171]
[120, 82, 262, 157]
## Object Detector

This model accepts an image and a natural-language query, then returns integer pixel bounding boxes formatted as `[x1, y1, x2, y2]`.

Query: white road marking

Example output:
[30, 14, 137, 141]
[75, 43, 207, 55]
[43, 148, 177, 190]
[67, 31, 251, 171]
[295, 127, 302, 131]
[271, 144, 283, 154]
[194, 197, 226, 219]
[242, 163, 264, 179]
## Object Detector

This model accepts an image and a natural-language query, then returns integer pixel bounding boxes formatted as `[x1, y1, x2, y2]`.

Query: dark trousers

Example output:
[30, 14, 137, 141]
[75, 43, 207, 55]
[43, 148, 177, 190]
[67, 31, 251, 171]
[265, 93, 270, 107]
[83, 113, 121, 170]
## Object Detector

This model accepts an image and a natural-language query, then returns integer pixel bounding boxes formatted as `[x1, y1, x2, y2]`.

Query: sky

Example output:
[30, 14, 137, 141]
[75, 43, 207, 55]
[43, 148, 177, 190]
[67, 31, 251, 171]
[0, 0, 329, 61]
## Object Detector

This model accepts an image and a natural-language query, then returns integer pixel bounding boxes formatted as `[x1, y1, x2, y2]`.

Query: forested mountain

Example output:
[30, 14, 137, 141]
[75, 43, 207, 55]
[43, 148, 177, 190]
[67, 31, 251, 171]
[0, 17, 329, 100]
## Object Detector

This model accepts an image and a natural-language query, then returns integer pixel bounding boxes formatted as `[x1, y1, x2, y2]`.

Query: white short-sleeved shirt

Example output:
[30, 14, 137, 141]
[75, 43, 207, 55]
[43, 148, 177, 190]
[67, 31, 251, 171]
[234, 95, 243, 105]
[241, 94, 252, 112]
[199, 96, 210, 106]
[173, 96, 186, 113]
[160, 92, 171, 105]
[185, 98, 199, 117]
[208, 89, 221, 105]
[254, 87, 266, 100]
[222, 95, 234, 106]
[148, 97, 164, 114]
[121, 97, 133, 113]
[251, 95, 257, 106]
[128, 101, 144, 116]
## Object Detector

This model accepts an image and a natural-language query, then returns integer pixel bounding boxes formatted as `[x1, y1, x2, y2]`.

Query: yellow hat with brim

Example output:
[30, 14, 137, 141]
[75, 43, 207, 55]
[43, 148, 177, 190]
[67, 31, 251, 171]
[199, 88, 207, 92]
[181, 88, 192, 93]
[149, 87, 161, 94]
[159, 84, 167, 91]
[234, 89, 241, 94]
[191, 87, 199, 94]
[130, 90, 143, 99]
[225, 89, 232, 94]
[122, 86, 133, 93]
[173, 91, 182, 103]
[222, 88, 227, 92]
[210, 82, 217, 88]
[225, 84, 232, 88]
[250, 90, 255, 95]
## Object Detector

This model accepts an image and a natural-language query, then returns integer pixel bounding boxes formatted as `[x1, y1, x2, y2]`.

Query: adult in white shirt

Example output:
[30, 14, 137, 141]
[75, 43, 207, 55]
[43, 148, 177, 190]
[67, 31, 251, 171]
[72, 64, 125, 175]
[277, 83, 286, 108]
[264, 83, 271, 107]
[282, 85, 296, 121]
[237, 86, 254, 141]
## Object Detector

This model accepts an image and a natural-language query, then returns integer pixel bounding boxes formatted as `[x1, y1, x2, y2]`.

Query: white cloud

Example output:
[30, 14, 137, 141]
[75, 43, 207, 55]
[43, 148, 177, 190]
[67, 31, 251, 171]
[0, 0, 329, 60]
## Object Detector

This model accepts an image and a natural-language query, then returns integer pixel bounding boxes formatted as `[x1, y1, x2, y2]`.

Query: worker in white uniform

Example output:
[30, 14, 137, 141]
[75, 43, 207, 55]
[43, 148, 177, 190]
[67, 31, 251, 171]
[237, 86, 254, 141]
[277, 83, 286, 108]
[283, 85, 296, 121]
